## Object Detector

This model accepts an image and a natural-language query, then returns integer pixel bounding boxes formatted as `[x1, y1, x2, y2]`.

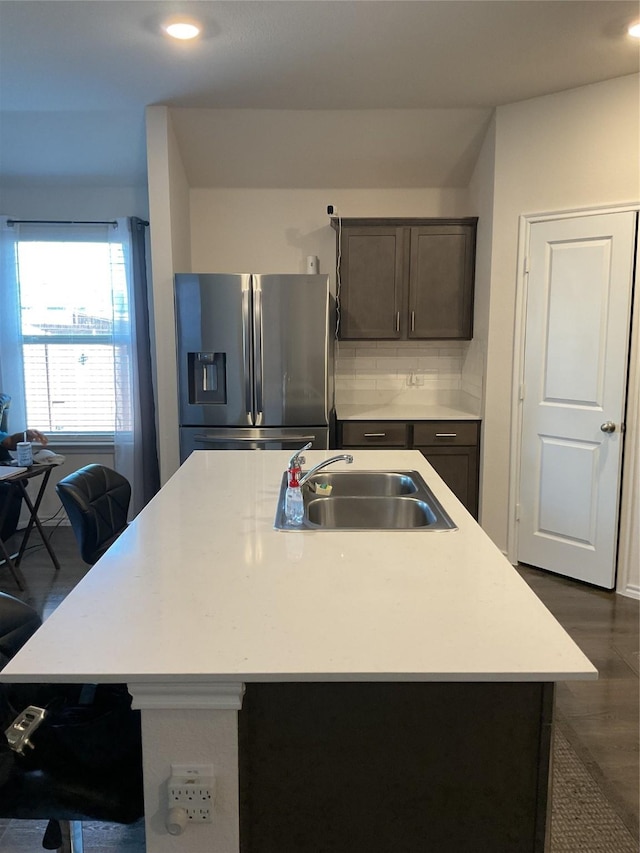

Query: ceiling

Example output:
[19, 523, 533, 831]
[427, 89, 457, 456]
[0, 1, 638, 188]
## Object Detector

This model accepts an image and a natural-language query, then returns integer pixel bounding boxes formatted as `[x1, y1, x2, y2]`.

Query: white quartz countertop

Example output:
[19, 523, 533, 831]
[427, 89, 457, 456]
[2, 451, 596, 685]
[335, 390, 481, 421]
[337, 402, 480, 420]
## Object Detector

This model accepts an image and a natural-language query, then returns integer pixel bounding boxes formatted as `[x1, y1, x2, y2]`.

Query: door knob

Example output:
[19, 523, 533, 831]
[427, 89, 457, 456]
[600, 421, 616, 433]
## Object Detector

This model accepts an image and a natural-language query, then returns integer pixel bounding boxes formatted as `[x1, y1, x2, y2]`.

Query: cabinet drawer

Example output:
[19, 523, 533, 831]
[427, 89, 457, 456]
[341, 421, 408, 447]
[413, 421, 479, 447]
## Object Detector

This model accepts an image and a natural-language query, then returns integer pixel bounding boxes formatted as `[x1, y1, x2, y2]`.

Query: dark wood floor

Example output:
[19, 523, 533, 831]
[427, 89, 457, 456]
[0, 527, 638, 846]
[1, 523, 86, 620]
[518, 563, 639, 837]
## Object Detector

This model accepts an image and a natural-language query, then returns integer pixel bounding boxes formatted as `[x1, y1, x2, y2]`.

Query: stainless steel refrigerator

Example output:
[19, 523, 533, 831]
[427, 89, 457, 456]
[175, 273, 334, 462]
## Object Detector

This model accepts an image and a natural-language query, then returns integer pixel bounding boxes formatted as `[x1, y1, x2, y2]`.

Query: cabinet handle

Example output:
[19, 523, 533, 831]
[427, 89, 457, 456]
[435, 433, 457, 438]
[364, 433, 386, 438]
[411, 310, 415, 332]
[395, 312, 400, 332]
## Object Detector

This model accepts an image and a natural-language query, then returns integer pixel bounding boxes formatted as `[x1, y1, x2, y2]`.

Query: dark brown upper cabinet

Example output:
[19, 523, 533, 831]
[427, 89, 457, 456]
[333, 218, 477, 340]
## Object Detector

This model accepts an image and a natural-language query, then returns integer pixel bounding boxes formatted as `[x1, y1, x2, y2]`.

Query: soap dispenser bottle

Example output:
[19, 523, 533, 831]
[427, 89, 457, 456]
[285, 464, 304, 526]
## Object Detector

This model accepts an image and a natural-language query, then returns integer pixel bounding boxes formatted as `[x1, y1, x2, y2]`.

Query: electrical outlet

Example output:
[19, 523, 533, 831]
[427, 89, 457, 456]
[167, 764, 214, 824]
[407, 371, 425, 387]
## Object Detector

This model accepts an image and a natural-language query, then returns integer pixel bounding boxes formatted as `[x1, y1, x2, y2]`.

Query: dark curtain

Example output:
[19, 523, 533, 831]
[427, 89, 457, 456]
[129, 217, 160, 506]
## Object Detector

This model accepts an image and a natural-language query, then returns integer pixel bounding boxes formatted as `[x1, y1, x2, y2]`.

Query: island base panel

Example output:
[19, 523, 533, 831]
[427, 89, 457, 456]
[239, 682, 553, 853]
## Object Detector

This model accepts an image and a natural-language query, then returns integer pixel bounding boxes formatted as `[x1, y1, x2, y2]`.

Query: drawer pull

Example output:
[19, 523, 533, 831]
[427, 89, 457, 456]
[364, 433, 386, 438]
[395, 312, 400, 332]
[411, 310, 415, 332]
[435, 433, 457, 438]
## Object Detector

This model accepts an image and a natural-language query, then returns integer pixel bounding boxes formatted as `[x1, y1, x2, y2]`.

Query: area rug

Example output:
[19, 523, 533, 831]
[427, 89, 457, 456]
[551, 727, 638, 853]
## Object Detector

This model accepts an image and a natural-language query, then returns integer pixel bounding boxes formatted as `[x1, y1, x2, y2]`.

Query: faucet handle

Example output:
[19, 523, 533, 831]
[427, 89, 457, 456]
[288, 441, 312, 470]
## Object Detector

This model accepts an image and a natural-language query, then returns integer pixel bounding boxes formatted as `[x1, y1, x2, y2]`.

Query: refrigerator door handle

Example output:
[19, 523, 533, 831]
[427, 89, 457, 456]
[242, 287, 253, 419]
[254, 284, 264, 421]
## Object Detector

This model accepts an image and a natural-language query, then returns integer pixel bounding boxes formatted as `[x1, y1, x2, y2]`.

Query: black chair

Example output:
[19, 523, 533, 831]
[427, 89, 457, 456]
[56, 464, 131, 565]
[0, 591, 144, 852]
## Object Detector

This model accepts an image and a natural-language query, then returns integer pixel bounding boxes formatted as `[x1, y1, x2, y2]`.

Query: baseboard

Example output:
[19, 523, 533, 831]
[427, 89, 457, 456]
[618, 583, 640, 601]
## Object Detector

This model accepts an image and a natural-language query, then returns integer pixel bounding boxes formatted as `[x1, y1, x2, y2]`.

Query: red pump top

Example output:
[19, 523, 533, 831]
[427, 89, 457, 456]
[288, 465, 301, 488]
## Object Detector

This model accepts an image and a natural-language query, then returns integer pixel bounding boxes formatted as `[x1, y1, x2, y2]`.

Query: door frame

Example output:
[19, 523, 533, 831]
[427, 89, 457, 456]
[507, 202, 639, 595]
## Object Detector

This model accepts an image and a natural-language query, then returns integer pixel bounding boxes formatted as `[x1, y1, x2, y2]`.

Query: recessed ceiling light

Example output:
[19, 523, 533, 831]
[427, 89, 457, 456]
[163, 17, 202, 40]
[628, 21, 640, 38]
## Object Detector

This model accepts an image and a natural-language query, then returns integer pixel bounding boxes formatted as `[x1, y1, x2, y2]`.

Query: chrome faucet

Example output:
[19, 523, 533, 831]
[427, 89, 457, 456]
[299, 454, 354, 485]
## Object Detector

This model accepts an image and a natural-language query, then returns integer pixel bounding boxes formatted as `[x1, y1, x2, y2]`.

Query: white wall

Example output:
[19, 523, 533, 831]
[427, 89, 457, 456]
[467, 116, 497, 523]
[171, 108, 490, 189]
[0, 185, 148, 221]
[482, 75, 640, 589]
[146, 106, 192, 483]
[189, 188, 469, 278]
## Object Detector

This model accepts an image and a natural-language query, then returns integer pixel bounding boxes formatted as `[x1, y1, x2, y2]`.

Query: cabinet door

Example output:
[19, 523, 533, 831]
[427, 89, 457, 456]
[409, 224, 475, 339]
[339, 227, 405, 339]
[417, 446, 479, 518]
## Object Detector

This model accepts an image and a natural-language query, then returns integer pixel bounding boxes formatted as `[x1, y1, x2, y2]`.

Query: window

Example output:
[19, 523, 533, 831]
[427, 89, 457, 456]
[1, 220, 132, 441]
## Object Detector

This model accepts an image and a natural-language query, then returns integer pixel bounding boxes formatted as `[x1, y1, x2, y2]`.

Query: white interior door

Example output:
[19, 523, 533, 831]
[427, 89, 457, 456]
[518, 212, 636, 588]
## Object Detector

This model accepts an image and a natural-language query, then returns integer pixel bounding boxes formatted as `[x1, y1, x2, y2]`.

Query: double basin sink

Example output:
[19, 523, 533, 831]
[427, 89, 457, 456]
[275, 470, 457, 531]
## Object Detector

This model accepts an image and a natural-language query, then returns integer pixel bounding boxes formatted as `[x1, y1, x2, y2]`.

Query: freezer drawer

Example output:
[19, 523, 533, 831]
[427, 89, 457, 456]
[180, 427, 329, 463]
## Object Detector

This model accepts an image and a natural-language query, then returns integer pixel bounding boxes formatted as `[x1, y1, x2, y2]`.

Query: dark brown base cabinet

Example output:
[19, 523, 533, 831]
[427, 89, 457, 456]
[239, 681, 553, 853]
[337, 419, 481, 519]
[413, 420, 480, 518]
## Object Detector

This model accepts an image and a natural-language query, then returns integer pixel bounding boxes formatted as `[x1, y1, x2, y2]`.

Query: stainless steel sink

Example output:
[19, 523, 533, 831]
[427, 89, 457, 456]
[305, 470, 418, 496]
[274, 469, 457, 531]
[306, 496, 438, 529]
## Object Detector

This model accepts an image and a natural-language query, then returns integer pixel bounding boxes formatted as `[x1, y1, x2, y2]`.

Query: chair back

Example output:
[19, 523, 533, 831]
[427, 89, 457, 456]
[56, 464, 131, 565]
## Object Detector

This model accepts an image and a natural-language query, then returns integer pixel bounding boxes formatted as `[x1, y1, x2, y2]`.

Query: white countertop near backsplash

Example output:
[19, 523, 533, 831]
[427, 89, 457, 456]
[335, 389, 482, 421]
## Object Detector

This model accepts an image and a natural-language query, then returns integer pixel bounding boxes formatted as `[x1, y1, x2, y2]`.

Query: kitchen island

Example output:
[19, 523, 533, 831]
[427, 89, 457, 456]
[1, 450, 596, 852]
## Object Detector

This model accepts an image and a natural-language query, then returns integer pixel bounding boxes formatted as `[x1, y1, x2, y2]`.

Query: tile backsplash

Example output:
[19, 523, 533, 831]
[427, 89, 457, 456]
[336, 340, 484, 402]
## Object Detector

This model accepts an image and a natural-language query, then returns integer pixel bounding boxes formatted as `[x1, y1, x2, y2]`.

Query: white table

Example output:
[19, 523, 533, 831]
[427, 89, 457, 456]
[1, 450, 596, 852]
